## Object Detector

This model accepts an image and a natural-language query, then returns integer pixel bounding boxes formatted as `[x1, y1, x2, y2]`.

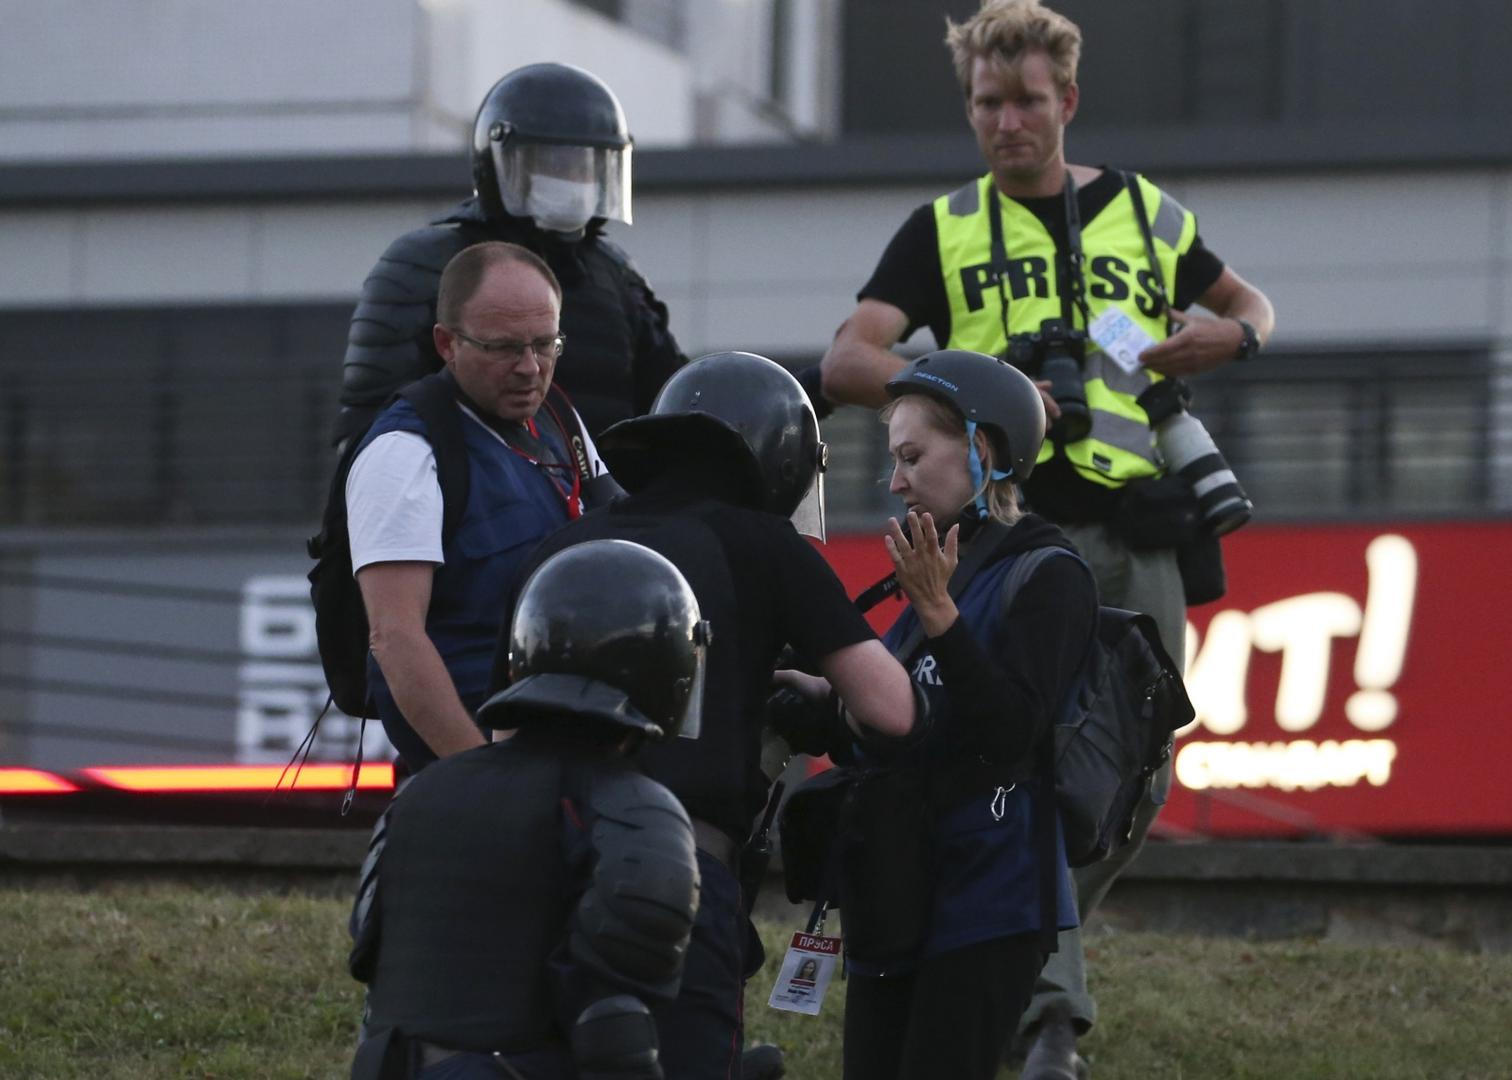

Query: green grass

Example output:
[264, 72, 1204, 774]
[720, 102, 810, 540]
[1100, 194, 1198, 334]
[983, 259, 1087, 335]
[2, 881, 1510, 1079]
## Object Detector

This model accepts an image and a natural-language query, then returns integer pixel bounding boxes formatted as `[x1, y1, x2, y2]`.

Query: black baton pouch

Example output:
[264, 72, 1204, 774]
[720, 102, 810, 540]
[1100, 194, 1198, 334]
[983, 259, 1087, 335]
[1113, 475, 1201, 551]
[1177, 530, 1228, 606]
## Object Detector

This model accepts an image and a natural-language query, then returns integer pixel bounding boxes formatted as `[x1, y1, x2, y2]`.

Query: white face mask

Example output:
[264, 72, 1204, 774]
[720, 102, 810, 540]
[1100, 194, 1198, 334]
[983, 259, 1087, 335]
[527, 174, 600, 235]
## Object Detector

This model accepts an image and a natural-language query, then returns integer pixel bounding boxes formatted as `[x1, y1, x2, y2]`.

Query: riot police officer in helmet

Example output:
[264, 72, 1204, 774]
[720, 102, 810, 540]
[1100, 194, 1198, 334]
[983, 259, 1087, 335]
[338, 62, 684, 447]
[599, 350, 830, 540]
[493, 352, 922, 1080]
[349, 540, 703, 1080]
[471, 62, 633, 238]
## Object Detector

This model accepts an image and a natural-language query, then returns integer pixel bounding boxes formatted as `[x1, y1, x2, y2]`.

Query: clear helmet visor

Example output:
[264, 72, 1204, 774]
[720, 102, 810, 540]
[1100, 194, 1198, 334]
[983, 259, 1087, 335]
[789, 441, 828, 543]
[676, 624, 711, 741]
[494, 141, 632, 234]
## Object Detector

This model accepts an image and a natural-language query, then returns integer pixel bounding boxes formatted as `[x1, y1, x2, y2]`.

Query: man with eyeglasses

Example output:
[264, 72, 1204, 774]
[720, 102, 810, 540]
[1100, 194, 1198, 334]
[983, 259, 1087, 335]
[345, 241, 621, 770]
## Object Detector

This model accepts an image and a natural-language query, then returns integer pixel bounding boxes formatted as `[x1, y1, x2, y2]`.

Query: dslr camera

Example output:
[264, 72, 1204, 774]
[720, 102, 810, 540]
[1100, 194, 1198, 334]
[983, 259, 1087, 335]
[1007, 316, 1252, 536]
[1004, 317, 1092, 442]
[1136, 379, 1252, 536]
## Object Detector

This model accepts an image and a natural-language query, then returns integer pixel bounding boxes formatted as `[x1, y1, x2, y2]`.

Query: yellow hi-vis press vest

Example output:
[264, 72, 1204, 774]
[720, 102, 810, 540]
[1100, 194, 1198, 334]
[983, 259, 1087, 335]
[933, 172, 1197, 488]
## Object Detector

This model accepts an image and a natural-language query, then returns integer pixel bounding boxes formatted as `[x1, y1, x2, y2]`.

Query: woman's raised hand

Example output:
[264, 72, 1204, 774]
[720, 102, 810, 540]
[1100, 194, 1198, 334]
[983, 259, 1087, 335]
[885, 511, 961, 637]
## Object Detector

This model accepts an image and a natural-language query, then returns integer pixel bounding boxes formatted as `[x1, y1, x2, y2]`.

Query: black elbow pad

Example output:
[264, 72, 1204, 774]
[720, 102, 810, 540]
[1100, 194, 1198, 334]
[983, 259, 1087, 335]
[570, 773, 700, 997]
[571, 995, 662, 1080]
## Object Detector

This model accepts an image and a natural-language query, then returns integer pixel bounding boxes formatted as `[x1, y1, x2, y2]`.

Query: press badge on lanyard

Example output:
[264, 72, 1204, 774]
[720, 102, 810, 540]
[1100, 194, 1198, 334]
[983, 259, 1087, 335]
[1088, 308, 1157, 376]
[768, 931, 841, 1015]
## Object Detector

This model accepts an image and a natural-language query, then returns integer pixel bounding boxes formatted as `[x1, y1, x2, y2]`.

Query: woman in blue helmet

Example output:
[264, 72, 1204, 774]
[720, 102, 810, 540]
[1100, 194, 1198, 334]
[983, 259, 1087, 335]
[777, 349, 1097, 1080]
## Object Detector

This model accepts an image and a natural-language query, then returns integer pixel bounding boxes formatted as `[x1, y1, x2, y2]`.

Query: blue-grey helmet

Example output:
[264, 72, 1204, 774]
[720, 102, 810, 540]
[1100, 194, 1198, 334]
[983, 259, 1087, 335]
[886, 349, 1046, 481]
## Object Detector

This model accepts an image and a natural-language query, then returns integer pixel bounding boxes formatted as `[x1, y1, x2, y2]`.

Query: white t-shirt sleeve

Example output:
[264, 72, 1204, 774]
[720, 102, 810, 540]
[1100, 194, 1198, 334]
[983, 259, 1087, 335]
[345, 431, 445, 574]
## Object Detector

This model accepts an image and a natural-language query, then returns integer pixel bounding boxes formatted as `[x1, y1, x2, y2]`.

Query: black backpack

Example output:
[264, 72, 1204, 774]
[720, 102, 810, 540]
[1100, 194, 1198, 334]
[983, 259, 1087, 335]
[996, 546, 1194, 867]
[306, 374, 471, 719]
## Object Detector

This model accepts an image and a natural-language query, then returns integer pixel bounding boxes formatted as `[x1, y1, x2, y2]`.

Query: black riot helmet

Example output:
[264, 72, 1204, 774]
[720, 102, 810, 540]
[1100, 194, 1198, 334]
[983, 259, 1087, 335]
[476, 540, 710, 742]
[471, 62, 633, 235]
[597, 352, 830, 539]
[885, 349, 1047, 481]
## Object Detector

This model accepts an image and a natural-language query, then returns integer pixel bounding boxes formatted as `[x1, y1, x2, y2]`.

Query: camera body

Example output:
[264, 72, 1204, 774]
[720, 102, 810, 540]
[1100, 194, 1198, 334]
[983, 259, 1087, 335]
[1136, 379, 1252, 536]
[1007, 317, 1253, 537]
[1005, 317, 1091, 442]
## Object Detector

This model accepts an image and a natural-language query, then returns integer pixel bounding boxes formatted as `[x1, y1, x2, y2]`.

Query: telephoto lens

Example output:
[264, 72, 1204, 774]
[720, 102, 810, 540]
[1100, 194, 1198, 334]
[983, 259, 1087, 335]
[1136, 379, 1252, 535]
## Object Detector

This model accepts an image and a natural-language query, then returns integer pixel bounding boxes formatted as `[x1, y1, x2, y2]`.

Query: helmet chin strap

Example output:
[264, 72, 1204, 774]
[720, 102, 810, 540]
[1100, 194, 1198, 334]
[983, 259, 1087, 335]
[964, 420, 1013, 521]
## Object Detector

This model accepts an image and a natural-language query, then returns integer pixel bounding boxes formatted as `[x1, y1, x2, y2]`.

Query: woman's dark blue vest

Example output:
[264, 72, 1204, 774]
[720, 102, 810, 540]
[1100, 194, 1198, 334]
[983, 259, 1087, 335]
[882, 553, 1077, 960]
[356, 397, 572, 766]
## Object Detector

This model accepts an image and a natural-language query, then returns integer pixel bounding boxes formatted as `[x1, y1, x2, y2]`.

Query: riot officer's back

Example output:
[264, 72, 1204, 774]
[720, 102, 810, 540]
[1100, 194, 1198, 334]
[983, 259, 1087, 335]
[349, 540, 705, 1080]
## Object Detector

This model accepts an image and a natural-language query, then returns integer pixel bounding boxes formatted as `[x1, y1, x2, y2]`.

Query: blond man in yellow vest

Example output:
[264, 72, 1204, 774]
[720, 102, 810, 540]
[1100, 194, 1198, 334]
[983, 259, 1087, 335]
[818, 2, 1275, 1077]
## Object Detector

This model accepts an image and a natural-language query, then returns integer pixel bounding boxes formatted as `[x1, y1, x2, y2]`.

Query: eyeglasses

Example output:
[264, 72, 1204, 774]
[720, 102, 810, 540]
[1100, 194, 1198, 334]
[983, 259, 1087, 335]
[448, 329, 566, 363]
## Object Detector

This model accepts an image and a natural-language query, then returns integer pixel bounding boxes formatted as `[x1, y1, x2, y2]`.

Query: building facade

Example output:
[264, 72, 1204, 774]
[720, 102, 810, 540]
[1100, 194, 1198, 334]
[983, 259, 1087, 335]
[2, 0, 1510, 836]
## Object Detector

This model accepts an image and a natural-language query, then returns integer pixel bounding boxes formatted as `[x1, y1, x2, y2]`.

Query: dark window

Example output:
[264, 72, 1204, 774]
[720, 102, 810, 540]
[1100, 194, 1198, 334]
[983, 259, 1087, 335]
[0, 305, 351, 527]
[840, 0, 1512, 145]
[0, 317, 1494, 530]
[801, 345, 1497, 531]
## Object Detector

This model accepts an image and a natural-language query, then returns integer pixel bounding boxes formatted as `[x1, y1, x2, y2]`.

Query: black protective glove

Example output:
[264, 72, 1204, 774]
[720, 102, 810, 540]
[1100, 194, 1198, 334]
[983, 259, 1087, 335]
[765, 688, 849, 759]
[795, 365, 836, 421]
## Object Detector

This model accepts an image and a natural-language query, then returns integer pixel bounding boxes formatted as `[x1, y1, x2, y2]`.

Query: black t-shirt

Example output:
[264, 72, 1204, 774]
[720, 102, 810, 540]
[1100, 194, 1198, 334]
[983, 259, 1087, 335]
[859, 169, 1225, 522]
[861, 169, 1224, 342]
[494, 463, 875, 843]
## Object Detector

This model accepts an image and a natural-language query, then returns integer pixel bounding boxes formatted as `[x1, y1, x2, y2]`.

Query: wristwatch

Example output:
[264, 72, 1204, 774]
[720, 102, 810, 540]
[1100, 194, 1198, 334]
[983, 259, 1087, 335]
[1232, 318, 1260, 362]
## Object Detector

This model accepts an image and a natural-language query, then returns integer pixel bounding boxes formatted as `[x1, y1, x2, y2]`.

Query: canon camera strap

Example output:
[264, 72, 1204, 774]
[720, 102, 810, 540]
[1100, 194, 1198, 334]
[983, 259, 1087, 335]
[989, 173, 1091, 347]
[1121, 170, 1175, 336]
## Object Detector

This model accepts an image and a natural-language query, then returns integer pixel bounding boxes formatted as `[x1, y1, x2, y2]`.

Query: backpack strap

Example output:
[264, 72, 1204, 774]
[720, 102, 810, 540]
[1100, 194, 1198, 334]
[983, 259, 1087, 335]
[987, 543, 1096, 955]
[398, 373, 472, 543]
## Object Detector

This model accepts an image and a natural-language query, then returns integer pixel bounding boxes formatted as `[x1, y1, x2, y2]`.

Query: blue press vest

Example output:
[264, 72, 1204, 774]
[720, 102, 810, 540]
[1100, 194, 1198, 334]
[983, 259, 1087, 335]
[357, 398, 573, 766]
[882, 552, 1078, 961]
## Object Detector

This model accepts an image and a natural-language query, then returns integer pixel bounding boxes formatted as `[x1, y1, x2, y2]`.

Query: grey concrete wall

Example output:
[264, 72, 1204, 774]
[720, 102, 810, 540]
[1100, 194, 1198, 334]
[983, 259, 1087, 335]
[4, 168, 1510, 356]
[0, 0, 426, 160]
[0, 0, 697, 161]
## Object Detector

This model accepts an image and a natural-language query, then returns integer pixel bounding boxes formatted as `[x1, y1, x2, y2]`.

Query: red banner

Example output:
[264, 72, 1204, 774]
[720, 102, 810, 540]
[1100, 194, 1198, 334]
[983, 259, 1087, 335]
[820, 522, 1512, 839]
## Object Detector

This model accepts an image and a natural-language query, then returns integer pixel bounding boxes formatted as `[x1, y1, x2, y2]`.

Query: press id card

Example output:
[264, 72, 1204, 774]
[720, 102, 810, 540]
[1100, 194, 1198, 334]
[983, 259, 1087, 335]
[1088, 308, 1157, 375]
[767, 931, 841, 1015]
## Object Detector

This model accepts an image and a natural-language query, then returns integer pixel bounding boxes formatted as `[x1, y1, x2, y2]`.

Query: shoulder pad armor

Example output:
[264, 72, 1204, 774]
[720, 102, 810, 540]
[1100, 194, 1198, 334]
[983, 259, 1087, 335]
[570, 769, 699, 998]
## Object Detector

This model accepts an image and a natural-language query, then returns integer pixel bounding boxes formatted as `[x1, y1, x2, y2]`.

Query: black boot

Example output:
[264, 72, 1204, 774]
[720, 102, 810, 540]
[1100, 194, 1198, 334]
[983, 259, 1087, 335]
[742, 1043, 786, 1080]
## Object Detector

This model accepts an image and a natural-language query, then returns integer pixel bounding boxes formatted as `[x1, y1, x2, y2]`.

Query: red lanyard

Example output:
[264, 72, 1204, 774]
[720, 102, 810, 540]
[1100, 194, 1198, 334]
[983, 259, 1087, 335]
[512, 416, 582, 519]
